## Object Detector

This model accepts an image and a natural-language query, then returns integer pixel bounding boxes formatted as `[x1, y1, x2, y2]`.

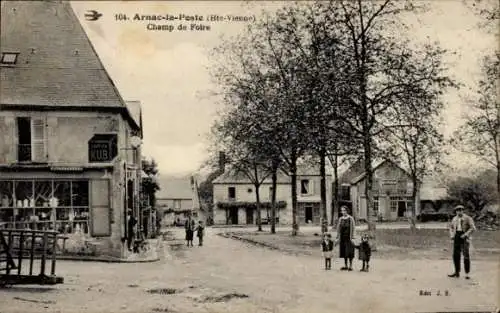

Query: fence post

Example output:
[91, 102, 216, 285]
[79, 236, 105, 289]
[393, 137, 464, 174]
[29, 232, 35, 275]
[6, 230, 12, 275]
[40, 232, 48, 276]
[50, 233, 57, 276]
[18, 231, 24, 275]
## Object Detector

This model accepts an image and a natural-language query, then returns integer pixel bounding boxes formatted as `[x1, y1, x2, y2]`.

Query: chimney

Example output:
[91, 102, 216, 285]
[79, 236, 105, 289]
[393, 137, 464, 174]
[218, 151, 226, 173]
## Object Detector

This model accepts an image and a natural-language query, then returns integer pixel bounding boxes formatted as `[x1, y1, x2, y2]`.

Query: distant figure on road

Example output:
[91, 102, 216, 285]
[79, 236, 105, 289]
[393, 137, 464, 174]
[448, 205, 476, 279]
[355, 233, 372, 272]
[196, 221, 205, 246]
[336, 206, 355, 271]
[321, 233, 334, 270]
[184, 215, 195, 247]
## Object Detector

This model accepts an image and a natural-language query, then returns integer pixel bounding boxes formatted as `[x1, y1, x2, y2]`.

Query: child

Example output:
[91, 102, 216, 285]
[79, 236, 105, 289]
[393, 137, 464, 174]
[196, 221, 205, 246]
[321, 233, 335, 270]
[355, 234, 372, 272]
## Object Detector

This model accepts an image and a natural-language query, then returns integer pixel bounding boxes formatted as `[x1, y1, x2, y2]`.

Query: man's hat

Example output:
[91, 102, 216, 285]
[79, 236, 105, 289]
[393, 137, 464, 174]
[454, 205, 465, 212]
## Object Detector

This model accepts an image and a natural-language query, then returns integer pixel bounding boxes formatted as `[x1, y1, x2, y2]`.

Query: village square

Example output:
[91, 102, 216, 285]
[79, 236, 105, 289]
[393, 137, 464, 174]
[0, 1, 499, 313]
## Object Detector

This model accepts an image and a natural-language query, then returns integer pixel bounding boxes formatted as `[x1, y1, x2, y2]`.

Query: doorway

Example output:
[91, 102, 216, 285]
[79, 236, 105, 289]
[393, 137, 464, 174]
[228, 208, 238, 224]
[305, 205, 313, 223]
[245, 208, 254, 225]
[397, 201, 406, 217]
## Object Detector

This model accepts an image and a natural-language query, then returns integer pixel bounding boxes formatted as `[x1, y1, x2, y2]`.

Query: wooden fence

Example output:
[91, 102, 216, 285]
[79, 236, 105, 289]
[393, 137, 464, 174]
[0, 229, 64, 285]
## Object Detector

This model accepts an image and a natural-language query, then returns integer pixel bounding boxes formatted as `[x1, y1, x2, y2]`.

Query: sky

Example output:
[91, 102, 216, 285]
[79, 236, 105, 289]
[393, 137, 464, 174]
[70, 1, 497, 179]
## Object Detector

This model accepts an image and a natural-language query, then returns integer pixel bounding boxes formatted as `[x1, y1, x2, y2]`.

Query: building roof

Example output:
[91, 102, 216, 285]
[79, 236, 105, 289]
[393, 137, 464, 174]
[212, 168, 289, 184]
[340, 158, 418, 185]
[157, 176, 196, 200]
[0, 1, 140, 130]
[125, 101, 143, 137]
[212, 163, 330, 184]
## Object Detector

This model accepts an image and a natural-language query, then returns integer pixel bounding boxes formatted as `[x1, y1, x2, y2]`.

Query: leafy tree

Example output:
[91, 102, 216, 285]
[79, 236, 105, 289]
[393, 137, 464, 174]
[382, 41, 456, 229]
[213, 116, 275, 231]
[210, 9, 311, 236]
[141, 158, 160, 208]
[447, 169, 499, 214]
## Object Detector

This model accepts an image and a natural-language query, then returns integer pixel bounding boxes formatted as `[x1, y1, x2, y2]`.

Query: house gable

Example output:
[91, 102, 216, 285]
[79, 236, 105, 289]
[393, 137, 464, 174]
[0, 1, 139, 131]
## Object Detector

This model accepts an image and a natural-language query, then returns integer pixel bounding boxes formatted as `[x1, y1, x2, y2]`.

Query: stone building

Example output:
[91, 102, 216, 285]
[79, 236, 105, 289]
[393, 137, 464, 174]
[338, 158, 421, 221]
[212, 158, 333, 226]
[0, 1, 143, 258]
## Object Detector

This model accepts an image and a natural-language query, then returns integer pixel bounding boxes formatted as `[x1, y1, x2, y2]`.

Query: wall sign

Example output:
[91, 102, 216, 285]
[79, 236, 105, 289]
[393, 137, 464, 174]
[88, 134, 117, 162]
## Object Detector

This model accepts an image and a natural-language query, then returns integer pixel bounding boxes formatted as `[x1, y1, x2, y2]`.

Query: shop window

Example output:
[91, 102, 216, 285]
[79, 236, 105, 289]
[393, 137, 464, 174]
[0, 180, 90, 235]
[0, 181, 14, 208]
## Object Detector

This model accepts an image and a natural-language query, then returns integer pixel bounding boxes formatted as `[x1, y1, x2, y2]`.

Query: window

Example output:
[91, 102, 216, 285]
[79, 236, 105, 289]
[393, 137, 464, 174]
[228, 187, 236, 200]
[390, 196, 402, 212]
[17, 117, 47, 162]
[340, 185, 350, 200]
[247, 188, 252, 193]
[0, 179, 90, 234]
[373, 196, 379, 213]
[269, 186, 273, 200]
[1, 52, 19, 64]
[300, 179, 311, 195]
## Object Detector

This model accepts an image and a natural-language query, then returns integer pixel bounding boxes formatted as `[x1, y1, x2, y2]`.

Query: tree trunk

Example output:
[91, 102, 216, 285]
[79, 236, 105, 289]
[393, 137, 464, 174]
[291, 154, 299, 236]
[271, 165, 278, 234]
[332, 152, 339, 227]
[409, 176, 418, 232]
[364, 135, 376, 232]
[496, 147, 500, 200]
[255, 184, 263, 231]
[320, 148, 328, 234]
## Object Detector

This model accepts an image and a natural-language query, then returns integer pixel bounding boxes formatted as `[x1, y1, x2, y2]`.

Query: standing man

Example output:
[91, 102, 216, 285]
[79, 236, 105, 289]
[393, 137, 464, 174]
[448, 205, 476, 279]
[127, 210, 137, 252]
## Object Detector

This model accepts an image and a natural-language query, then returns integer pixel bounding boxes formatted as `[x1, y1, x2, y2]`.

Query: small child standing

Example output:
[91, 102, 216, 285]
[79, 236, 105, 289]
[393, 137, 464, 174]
[196, 221, 205, 246]
[356, 234, 372, 272]
[321, 233, 335, 270]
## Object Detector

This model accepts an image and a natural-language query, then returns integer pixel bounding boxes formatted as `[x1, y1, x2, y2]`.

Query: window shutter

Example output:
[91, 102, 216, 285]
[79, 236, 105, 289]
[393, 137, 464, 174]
[31, 117, 47, 162]
[309, 180, 314, 195]
[90, 179, 111, 237]
[6, 117, 17, 163]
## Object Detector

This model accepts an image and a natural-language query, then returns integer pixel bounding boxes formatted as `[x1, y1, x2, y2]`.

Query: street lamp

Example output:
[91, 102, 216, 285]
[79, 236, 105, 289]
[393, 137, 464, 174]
[130, 136, 142, 149]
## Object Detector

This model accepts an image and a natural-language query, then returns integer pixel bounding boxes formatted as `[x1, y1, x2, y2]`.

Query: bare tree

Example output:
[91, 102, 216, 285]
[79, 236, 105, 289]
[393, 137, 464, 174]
[312, 0, 454, 233]
[452, 52, 500, 197]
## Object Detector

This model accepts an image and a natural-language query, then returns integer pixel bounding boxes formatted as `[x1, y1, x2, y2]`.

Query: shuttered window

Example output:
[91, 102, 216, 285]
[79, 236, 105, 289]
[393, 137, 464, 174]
[90, 179, 111, 237]
[31, 117, 47, 162]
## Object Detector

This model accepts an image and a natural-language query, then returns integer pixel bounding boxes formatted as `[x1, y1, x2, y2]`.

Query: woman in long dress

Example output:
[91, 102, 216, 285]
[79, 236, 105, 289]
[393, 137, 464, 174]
[336, 206, 355, 271]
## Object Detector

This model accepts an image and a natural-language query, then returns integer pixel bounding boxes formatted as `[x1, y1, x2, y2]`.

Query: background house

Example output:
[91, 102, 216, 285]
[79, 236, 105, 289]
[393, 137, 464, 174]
[212, 162, 333, 226]
[156, 176, 203, 226]
[0, 1, 143, 258]
[338, 158, 421, 221]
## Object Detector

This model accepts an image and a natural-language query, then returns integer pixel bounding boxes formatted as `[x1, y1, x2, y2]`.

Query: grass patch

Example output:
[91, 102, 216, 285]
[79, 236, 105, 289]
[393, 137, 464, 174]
[229, 229, 500, 260]
[359, 229, 500, 250]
